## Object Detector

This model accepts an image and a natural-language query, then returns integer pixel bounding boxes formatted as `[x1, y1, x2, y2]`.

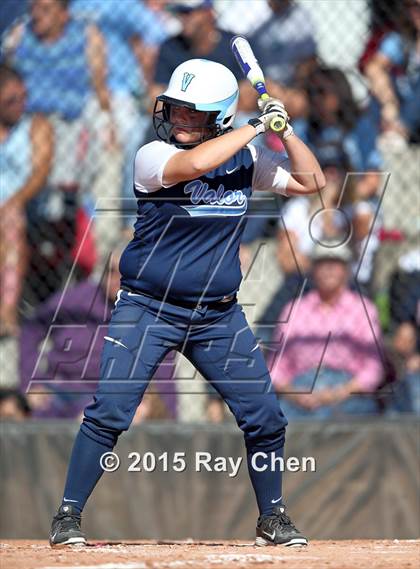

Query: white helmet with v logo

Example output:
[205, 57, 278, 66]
[153, 59, 239, 147]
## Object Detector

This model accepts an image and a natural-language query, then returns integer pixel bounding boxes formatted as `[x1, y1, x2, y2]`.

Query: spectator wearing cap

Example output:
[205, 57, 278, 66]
[0, 64, 53, 337]
[149, 0, 242, 104]
[255, 161, 357, 349]
[270, 241, 383, 419]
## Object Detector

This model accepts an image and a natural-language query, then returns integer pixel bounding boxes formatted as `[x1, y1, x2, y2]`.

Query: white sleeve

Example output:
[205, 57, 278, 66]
[249, 143, 291, 196]
[134, 141, 184, 193]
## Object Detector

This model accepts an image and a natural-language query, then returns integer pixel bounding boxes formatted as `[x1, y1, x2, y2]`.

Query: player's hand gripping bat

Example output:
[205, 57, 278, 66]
[231, 35, 286, 132]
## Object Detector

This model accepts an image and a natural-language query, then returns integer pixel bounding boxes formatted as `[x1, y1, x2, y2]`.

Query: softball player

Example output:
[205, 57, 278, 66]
[49, 59, 325, 548]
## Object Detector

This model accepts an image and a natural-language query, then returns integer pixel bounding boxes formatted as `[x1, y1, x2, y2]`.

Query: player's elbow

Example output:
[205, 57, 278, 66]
[315, 171, 327, 192]
[188, 151, 218, 176]
[302, 172, 326, 194]
[185, 146, 217, 176]
[312, 170, 327, 192]
[188, 159, 207, 176]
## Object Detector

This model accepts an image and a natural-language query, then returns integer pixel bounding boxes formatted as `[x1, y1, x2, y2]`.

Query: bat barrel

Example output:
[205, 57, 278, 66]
[230, 35, 286, 133]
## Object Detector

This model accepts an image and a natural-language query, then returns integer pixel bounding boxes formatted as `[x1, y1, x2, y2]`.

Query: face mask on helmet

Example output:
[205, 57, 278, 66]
[153, 59, 239, 149]
[153, 96, 222, 149]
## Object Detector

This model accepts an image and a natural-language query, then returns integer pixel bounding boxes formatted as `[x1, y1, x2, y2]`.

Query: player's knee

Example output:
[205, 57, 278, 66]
[241, 400, 287, 452]
[81, 398, 137, 447]
[80, 416, 122, 448]
[244, 424, 287, 454]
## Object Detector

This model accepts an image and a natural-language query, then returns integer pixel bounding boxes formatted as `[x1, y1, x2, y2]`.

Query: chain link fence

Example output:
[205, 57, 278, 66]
[0, 0, 418, 422]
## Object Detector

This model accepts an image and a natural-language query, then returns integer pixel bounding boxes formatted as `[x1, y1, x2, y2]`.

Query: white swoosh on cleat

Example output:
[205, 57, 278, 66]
[104, 336, 128, 349]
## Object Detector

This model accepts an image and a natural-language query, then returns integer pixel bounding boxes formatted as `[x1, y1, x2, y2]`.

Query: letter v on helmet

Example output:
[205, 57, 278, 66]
[181, 72, 195, 92]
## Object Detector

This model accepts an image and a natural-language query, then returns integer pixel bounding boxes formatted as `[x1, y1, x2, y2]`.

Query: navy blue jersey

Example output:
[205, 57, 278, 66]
[120, 141, 290, 304]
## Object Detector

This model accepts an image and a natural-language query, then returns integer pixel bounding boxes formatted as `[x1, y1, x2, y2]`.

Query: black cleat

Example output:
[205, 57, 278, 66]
[49, 504, 86, 547]
[256, 505, 308, 547]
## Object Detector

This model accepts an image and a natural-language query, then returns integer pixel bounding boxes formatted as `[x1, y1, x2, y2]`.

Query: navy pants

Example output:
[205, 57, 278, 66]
[81, 290, 287, 454]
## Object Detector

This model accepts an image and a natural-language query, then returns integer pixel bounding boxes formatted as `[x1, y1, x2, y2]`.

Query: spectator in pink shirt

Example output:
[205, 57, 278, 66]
[270, 240, 383, 418]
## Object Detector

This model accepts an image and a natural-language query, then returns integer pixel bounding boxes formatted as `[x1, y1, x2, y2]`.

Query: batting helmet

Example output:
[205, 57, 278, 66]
[153, 58, 239, 148]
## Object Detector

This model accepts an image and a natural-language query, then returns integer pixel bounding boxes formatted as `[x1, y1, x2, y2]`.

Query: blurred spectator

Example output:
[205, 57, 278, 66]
[2, 0, 110, 120]
[242, 0, 317, 124]
[2, 0, 113, 191]
[385, 322, 420, 414]
[351, 173, 384, 296]
[250, 0, 317, 87]
[235, 4, 316, 250]
[71, 0, 166, 90]
[215, 0, 270, 35]
[0, 388, 31, 421]
[19, 249, 122, 418]
[363, 0, 420, 144]
[296, 66, 381, 171]
[389, 248, 420, 343]
[206, 393, 227, 423]
[270, 241, 383, 419]
[256, 160, 358, 347]
[0, 64, 53, 336]
[150, 0, 242, 102]
[20, 248, 178, 418]
[2, 0, 117, 303]
[132, 388, 171, 423]
[359, 0, 406, 74]
[293, 64, 385, 284]
[71, 0, 167, 206]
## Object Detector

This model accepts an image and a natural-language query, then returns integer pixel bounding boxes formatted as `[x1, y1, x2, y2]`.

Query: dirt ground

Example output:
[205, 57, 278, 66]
[1, 540, 419, 569]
